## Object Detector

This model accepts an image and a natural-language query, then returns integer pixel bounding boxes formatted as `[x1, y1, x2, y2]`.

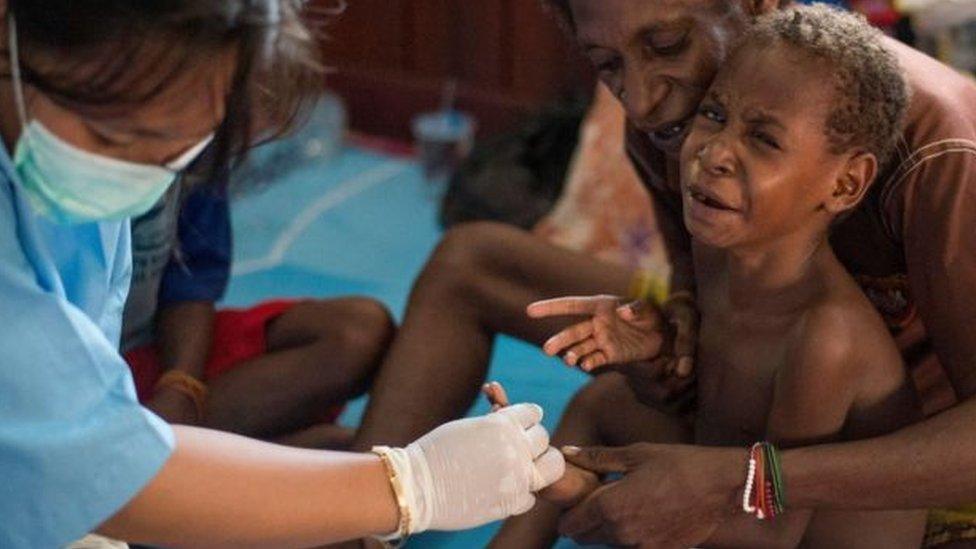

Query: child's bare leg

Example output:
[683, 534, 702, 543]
[352, 222, 633, 450]
[489, 374, 693, 549]
[205, 298, 393, 439]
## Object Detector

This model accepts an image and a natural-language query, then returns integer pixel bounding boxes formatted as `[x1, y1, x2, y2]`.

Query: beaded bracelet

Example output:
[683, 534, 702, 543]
[742, 442, 787, 520]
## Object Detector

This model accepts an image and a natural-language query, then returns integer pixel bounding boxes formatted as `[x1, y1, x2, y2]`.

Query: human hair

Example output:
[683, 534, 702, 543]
[5, 0, 329, 181]
[741, 3, 908, 164]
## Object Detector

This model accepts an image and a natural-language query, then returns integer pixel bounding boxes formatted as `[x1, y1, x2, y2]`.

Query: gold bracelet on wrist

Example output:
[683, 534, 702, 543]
[154, 370, 208, 422]
[371, 446, 412, 547]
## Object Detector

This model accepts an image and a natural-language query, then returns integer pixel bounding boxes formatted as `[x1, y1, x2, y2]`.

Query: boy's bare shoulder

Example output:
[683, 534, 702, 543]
[795, 286, 903, 385]
[767, 288, 910, 444]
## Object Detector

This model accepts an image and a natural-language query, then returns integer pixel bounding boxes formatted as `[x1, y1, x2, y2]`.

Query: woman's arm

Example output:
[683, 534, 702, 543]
[100, 426, 398, 548]
[784, 395, 976, 510]
[101, 404, 564, 548]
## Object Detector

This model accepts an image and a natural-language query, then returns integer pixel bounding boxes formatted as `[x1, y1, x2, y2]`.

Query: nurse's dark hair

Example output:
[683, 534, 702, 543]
[5, 0, 331, 183]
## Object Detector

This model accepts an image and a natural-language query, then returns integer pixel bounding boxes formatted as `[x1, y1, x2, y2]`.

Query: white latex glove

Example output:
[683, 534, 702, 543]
[380, 403, 565, 534]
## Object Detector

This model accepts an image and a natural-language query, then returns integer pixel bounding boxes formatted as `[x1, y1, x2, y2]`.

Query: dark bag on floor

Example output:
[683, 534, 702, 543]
[439, 102, 585, 230]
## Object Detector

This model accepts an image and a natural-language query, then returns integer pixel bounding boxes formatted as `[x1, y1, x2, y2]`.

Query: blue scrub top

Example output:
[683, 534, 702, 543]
[0, 148, 174, 546]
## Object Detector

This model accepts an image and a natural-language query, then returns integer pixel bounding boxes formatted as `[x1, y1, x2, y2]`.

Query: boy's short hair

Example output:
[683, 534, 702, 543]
[742, 4, 909, 165]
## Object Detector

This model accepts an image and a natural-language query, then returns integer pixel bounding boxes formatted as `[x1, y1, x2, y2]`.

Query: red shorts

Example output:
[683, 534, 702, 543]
[125, 299, 343, 423]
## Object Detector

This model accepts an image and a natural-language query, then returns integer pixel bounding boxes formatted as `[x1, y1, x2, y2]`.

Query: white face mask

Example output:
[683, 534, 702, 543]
[7, 16, 215, 224]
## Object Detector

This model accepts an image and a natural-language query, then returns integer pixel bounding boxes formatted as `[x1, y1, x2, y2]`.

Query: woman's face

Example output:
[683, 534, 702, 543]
[568, 0, 751, 156]
[16, 47, 234, 166]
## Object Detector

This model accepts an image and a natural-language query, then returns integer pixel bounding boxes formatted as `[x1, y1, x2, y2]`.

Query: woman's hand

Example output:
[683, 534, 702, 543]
[528, 296, 664, 372]
[387, 403, 565, 533]
[558, 443, 743, 548]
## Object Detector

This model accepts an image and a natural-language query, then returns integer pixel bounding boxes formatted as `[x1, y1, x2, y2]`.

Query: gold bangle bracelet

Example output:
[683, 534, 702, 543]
[154, 370, 208, 422]
[371, 446, 412, 547]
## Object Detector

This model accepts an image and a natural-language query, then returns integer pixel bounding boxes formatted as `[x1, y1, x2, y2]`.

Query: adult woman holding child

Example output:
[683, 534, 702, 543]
[352, 1, 976, 547]
[0, 1, 563, 547]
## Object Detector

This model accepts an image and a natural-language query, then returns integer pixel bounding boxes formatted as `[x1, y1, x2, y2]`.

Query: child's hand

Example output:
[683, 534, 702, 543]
[660, 293, 698, 378]
[538, 462, 600, 509]
[527, 295, 664, 372]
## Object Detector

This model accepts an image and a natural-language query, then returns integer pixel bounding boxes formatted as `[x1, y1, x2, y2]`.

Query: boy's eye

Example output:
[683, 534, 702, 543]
[598, 58, 622, 74]
[588, 52, 622, 76]
[697, 105, 725, 124]
[752, 130, 780, 150]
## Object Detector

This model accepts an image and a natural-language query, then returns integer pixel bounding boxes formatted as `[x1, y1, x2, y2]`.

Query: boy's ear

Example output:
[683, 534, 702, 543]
[825, 151, 877, 214]
[741, 0, 782, 16]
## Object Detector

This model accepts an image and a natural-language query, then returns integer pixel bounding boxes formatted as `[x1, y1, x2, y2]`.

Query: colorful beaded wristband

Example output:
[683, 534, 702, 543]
[742, 442, 787, 520]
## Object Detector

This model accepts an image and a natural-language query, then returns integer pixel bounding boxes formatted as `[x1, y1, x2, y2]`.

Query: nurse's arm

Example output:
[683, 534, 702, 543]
[99, 425, 399, 548]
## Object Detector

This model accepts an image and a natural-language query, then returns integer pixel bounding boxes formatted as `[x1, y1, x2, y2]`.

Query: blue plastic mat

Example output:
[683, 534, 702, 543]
[225, 145, 590, 547]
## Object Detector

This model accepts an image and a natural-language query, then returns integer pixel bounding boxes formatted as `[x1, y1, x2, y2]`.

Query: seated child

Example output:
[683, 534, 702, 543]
[490, 5, 925, 548]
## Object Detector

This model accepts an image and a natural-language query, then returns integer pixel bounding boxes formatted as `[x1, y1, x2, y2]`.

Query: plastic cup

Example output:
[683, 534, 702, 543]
[411, 110, 476, 185]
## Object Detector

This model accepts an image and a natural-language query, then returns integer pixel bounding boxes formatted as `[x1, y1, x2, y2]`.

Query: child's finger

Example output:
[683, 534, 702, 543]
[615, 299, 644, 320]
[616, 300, 662, 329]
[543, 320, 594, 356]
[492, 382, 510, 407]
[482, 381, 511, 409]
[671, 314, 697, 377]
[653, 357, 675, 380]
[482, 383, 498, 406]
[528, 296, 615, 319]
[563, 338, 600, 367]
[579, 351, 608, 372]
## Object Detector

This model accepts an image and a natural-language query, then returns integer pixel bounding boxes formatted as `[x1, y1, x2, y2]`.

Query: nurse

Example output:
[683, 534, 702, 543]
[0, 1, 563, 547]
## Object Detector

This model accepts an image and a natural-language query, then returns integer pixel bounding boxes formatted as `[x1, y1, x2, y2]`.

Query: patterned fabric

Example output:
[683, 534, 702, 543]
[533, 83, 670, 282]
[925, 504, 976, 547]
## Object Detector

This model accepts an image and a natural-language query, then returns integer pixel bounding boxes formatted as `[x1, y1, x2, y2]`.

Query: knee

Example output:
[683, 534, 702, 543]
[413, 221, 519, 302]
[303, 298, 393, 395]
[327, 298, 395, 359]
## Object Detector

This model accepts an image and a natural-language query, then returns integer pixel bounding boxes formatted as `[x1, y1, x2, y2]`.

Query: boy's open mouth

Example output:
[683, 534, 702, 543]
[688, 185, 738, 212]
